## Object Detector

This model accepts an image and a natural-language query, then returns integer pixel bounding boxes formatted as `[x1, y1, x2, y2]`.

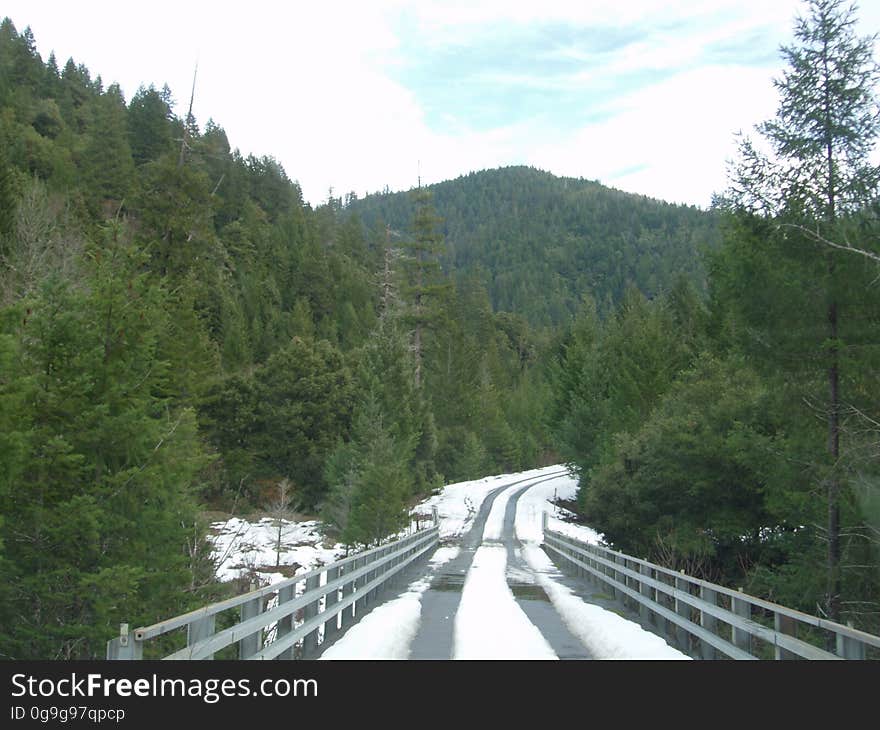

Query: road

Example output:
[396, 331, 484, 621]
[318, 469, 680, 660]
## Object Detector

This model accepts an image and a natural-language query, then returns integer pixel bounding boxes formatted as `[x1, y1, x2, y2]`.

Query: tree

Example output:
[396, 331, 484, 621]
[128, 85, 173, 166]
[323, 394, 412, 547]
[724, 0, 880, 623]
[583, 355, 795, 583]
[400, 187, 448, 389]
[267, 478, 300, 568]
[0, 223, 211, 658]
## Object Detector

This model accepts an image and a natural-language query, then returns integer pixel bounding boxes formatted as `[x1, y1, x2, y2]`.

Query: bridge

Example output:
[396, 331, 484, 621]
[107, 469, 880, 660]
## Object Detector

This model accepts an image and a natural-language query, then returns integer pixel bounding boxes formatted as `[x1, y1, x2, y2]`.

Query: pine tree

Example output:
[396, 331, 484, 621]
[0, 223, 211, 658]
[400, 187, 449, 389]
[725, 0, 880, 623]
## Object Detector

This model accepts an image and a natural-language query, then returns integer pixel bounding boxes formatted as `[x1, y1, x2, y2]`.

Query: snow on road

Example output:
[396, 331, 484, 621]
[513, 474, 687, 659]
[414, 466, 565, 540]
[521, 544, 688, 660]
[453, 545, 557, 660]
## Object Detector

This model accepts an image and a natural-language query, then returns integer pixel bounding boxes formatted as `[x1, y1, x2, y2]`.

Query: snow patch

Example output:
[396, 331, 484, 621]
[320, 546, 460, 660]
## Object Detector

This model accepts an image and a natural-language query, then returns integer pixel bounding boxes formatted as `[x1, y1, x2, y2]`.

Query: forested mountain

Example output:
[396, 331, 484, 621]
[346, 166, 720, 326]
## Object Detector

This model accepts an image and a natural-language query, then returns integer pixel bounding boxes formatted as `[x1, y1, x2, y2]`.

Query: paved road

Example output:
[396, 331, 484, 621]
[408, 471, 595, 659]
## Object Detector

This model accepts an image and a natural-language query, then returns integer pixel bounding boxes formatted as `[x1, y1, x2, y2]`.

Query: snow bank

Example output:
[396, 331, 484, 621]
[320, 547, 460, 660]
[521, 544, 689, 660]
[209, 516, 346, 585]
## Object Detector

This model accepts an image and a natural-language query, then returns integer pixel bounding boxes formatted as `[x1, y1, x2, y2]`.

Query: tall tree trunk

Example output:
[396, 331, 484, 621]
[823, 36, 841, 623]
[827, 296, 841, 623]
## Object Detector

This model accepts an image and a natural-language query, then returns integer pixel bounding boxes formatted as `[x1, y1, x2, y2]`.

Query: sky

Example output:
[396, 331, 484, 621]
[6, 1, 880, 208]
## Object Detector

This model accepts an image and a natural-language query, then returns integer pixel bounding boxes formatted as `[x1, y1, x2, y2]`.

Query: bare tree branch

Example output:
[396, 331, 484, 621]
[778, 222, 880, 265]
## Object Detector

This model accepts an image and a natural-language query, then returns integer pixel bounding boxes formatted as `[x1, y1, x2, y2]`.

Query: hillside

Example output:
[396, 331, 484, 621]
[346, 166, 720, 326]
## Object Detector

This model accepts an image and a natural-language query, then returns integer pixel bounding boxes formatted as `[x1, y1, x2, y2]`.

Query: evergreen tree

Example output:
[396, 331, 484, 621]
[723, 0, 880, 623]
[0, 224, 211, 658]
[323, 395, 411, 547]
[81, 83, 135, 212]
[128, 85, 173, 166]
[400, 187, 449, 389]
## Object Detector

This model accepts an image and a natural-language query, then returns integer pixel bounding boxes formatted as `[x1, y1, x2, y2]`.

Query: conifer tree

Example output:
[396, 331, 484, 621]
[400, 187, 448, 389]
[724, 0, 880, 623]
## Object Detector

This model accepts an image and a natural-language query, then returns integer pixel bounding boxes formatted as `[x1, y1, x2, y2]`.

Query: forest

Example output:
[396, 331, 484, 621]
[1, 0, 878, 660]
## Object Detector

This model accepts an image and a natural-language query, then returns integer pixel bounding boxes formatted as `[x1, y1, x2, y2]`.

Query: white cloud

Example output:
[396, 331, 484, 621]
[525, 64, 781, 206]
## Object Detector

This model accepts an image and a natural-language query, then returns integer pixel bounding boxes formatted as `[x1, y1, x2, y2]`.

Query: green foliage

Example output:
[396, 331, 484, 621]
[0, 226, 212, 658]
[127, 85, 173, 166]
[348, 166, 719, 327]
[323, 395, 412, 547]
[720, 0, 880, 624]
[549, 287, 701, 475]
[583, 355, 798, 579]
[201, 337, 355, 507]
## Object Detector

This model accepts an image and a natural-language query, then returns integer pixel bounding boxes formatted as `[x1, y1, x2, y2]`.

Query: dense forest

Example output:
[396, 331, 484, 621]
[1, 0, 879, 660]
[346, 166, 720, 326]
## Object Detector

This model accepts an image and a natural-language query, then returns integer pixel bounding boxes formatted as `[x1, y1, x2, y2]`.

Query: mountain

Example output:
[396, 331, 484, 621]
[345, 166, 720, 326]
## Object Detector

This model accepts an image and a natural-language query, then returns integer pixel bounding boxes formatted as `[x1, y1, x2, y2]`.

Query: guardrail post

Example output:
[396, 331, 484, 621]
[302, 573, 321, 657]
[354, 556, 367, 617]
[187, 615, 216, 660]
[341, 563, 355, 627]
[639, 562, 652, 626]
[586, 545, 597, 586]
[774, 611, 798, 660]
[655, 572, 670, 639]
[836, 622, 865, 659]
[612, 554, 622, 602]
[276, 584, 295, 660]
[432, 506, 439, 526]
[238, 583, 263, 659]
[732, 588, 752, 655]
[106, 623, 143, 660]
[324, 566, 340, 643]
[700, 586, 718, 659]
[373, 546, 388, 601]
[675, 572, 691, 655]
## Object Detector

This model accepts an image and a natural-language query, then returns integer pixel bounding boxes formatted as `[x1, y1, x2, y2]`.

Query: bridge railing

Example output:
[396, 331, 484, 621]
[542, 515, 880, 660]
[107, 513, 439, 660]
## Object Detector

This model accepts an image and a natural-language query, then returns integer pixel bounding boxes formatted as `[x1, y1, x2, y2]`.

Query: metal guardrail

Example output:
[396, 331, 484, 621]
[542, 515, 880, 660]
[107, 512, 439, 660]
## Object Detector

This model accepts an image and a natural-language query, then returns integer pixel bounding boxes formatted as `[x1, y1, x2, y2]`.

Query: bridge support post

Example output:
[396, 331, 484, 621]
[639, 563, 652, 626]
[836, 622, 865, 659]
[732, 589, 752, 656]
[354, 557, 367, 617]
[302, 574, 320, 657]
[276, 584, 295, 660]
[238, 585, 263, 659]
[106, 623, 143, 660]
[187, 615, 215, 659]
[700, 586, 718, 659]
[324, 567, 340, 645]
[774, 612, 798, 660]
[675, 573, 692, 656]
